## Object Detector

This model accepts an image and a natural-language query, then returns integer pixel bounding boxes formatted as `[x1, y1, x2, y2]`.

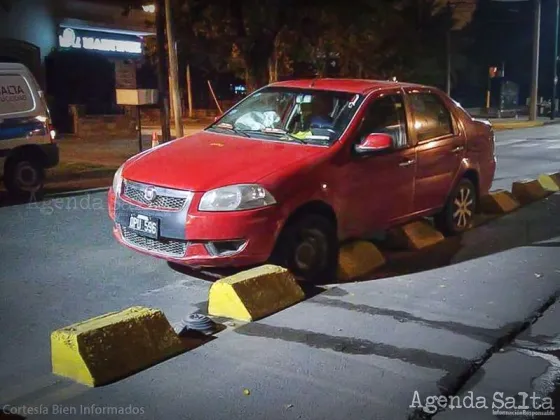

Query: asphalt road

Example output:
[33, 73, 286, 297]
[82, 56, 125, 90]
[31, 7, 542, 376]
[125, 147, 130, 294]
[0, 125, 559, 420]
[491, 125, 560, 191]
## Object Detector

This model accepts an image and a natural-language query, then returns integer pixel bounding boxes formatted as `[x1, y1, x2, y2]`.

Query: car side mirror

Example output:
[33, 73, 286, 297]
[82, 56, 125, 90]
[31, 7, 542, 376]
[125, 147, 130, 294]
[355, 133, 393, 154]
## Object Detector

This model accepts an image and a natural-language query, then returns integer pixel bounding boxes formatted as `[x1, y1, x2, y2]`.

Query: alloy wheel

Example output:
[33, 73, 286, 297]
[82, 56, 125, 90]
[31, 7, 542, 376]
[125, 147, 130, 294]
[452, 186, 475, 229]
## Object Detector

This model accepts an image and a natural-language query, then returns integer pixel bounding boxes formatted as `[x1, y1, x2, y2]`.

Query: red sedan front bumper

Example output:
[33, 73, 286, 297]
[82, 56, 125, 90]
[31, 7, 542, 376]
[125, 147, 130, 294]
[108, 187, 283, 268]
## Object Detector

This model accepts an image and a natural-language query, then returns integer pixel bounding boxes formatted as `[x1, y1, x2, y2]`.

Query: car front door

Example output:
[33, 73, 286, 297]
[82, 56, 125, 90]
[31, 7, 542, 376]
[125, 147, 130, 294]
[405, 89, 466, 213]
[336, 90, 416, 236]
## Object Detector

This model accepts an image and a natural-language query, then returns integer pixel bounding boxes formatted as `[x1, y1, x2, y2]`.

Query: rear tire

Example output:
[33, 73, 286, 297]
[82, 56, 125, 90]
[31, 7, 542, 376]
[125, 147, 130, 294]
[435, 178, 477, 236]
[270, 214, 338, 283]
[4, 156, 45, 199]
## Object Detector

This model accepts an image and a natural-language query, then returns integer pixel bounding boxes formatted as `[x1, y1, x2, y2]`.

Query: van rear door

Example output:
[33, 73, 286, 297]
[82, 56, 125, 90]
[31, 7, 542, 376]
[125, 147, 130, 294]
[0, 67, 52, 147]
[0, 73, 36, 117]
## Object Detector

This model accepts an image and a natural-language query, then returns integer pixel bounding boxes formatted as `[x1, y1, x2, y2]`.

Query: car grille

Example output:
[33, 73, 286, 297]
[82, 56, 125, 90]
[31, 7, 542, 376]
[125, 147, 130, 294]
[121, 227, 188, 257]
[123, 181, 191, 210]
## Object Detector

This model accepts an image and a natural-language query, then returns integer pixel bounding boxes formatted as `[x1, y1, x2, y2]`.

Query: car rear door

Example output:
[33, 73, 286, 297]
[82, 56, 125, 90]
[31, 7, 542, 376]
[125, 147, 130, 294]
[405, 88, 466, 213]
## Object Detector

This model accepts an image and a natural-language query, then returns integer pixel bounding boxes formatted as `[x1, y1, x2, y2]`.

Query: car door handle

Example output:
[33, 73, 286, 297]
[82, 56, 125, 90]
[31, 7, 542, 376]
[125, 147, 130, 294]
[399, 159, 415, 167]
[451, 146, 464, 153]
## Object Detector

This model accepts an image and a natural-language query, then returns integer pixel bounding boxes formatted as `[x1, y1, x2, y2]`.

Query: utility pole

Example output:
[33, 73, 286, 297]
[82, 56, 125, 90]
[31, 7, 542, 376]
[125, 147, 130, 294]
[165, 0, 184, 138]
[552, 0, 559, 120]
[155, 0, 170, 143]
[445, 2, 452, 96]
[446, 30, 451, 95]
[529, 0, 541, 121]
[186, 64, 193, 119]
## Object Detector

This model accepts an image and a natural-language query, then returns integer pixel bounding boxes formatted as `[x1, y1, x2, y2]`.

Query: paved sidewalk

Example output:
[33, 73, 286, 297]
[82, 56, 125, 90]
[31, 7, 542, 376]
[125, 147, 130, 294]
[58, 124, 206, 168]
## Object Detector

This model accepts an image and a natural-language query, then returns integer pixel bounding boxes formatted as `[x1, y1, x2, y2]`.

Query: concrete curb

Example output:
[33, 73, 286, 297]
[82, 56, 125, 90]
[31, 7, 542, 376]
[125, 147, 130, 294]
[51, 306, 186, 387]
[208, 265, 305, 322]
[44, 187, 110, 199]
[408, 292, 560, 419]
[491, 121, 545, 131]
[490, 118, 560, 131]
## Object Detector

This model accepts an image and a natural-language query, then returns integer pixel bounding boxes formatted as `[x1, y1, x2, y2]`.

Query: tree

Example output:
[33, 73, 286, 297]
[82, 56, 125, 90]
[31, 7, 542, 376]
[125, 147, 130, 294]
[134, 0, 476, 92]
[171, 0, 300, 92]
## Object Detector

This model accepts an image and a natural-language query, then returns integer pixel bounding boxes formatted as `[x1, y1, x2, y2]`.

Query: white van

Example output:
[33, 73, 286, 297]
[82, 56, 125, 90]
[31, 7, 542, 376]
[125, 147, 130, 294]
[0, 62, 58, 197]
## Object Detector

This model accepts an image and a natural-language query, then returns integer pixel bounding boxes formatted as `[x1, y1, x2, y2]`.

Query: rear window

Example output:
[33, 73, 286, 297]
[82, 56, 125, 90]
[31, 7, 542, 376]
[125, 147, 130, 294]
[0, 74, 35, 115]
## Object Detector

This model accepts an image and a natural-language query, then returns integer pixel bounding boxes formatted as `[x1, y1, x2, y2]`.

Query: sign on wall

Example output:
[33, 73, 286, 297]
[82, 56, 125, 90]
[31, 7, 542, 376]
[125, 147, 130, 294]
[58, 27, 142, 55]
[115, 61, 138, 89]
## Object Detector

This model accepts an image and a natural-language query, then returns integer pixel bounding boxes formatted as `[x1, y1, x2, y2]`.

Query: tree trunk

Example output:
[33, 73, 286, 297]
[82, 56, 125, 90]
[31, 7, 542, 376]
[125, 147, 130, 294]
[268, 47, 279, 83]
[246, 59, 270, 93]
[244, 40, 274, 92]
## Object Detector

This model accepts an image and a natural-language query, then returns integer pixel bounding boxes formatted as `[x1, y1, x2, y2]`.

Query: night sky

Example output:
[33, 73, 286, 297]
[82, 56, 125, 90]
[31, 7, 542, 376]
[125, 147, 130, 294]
[471, 0, 558, 104]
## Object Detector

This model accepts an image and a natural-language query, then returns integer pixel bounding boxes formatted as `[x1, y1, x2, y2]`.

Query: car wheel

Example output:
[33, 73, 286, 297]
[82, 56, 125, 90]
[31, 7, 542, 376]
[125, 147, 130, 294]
[435, 178, 477, 235]
[271, 214, 338, 283]
[4, 156, 45, 199]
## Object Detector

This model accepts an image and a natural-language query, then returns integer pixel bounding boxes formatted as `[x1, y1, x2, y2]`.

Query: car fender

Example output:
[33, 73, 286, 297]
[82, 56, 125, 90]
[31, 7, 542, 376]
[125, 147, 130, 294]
[260, 156, 338, 239]
[448, 157, 481, 199]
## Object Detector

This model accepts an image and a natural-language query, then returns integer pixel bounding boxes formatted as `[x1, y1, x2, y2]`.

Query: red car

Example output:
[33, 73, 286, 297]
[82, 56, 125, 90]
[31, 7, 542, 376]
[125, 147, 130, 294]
[108, 79, 496, 282]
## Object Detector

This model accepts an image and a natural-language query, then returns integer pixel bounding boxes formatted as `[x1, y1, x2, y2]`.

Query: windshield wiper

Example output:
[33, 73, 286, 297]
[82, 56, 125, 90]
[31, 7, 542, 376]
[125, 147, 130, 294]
[246, 128, 308, 144]
[209, 124, 251, 138]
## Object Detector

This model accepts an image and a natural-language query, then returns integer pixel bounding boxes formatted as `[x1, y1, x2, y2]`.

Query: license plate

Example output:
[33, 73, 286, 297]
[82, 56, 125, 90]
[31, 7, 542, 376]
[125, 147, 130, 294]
[128, 214, 160, 239]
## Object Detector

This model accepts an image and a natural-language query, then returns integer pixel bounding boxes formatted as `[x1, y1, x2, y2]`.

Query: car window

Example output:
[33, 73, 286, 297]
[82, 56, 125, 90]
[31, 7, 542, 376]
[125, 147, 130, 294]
[409, 93, 453, 142]
[209, 87, 364, 145]
[358, 94, 409, 149]
[0, 74, 35, 115]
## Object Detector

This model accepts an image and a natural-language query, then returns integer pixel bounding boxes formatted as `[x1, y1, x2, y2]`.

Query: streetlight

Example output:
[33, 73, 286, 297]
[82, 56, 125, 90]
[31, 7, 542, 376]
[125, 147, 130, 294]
[164, 0, 184, 138]
[551, 0, 559, 119]
[142, 2, 174, 142]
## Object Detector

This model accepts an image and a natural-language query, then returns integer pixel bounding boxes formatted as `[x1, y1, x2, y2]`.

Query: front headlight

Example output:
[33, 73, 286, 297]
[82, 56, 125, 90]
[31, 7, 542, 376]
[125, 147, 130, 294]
[199, 184, 276, 212]
[112, 164, 124, 196]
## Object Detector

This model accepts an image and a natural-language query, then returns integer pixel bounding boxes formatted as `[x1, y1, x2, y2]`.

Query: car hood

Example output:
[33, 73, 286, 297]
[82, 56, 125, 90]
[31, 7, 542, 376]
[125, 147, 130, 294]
[123, 130, 326, 191]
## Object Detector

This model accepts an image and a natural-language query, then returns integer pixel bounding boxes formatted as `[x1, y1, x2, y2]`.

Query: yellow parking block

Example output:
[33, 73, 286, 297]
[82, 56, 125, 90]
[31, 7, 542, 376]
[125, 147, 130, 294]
[537, 173, 560, 192]
[337, 241, 385, 281]
[208, 265, 305, 322]
[387, 220, 445, 250]
[511, 179, 551, 205]
[51, 306, 186, 387]
[480, 190, 521, 214]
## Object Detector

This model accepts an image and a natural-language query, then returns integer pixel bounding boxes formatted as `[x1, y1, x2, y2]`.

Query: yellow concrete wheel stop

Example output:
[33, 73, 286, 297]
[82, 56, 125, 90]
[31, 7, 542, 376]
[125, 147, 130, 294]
[537, 173, 560, 192]
[511, 179, 551, 205]
[387, 220, 445, 251]
[480, 190, 521, 214]
[337, 241, 386, 281]
[51, 306, 186, 387]
[208, 265, 305, 322]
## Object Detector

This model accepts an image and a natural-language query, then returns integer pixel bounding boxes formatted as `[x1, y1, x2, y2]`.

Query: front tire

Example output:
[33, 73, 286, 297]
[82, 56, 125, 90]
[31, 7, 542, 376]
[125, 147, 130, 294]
[435, 178, 477, 235]
[4, 156, 45, 199]
[270, 214, 338, 283]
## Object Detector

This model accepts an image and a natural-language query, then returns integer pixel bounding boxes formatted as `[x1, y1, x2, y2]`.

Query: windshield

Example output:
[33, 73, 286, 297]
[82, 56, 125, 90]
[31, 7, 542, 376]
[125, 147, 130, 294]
[207, 87, 364, 145]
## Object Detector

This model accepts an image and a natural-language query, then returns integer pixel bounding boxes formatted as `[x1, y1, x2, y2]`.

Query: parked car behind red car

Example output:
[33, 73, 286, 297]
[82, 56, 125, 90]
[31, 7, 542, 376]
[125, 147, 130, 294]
[108, 79, 496, 282]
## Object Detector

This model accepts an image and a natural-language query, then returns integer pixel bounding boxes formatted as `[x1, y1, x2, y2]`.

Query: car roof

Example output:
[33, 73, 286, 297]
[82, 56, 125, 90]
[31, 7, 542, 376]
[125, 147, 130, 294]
[268, 78, 429, 94]
[0, 62, 30, 72]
